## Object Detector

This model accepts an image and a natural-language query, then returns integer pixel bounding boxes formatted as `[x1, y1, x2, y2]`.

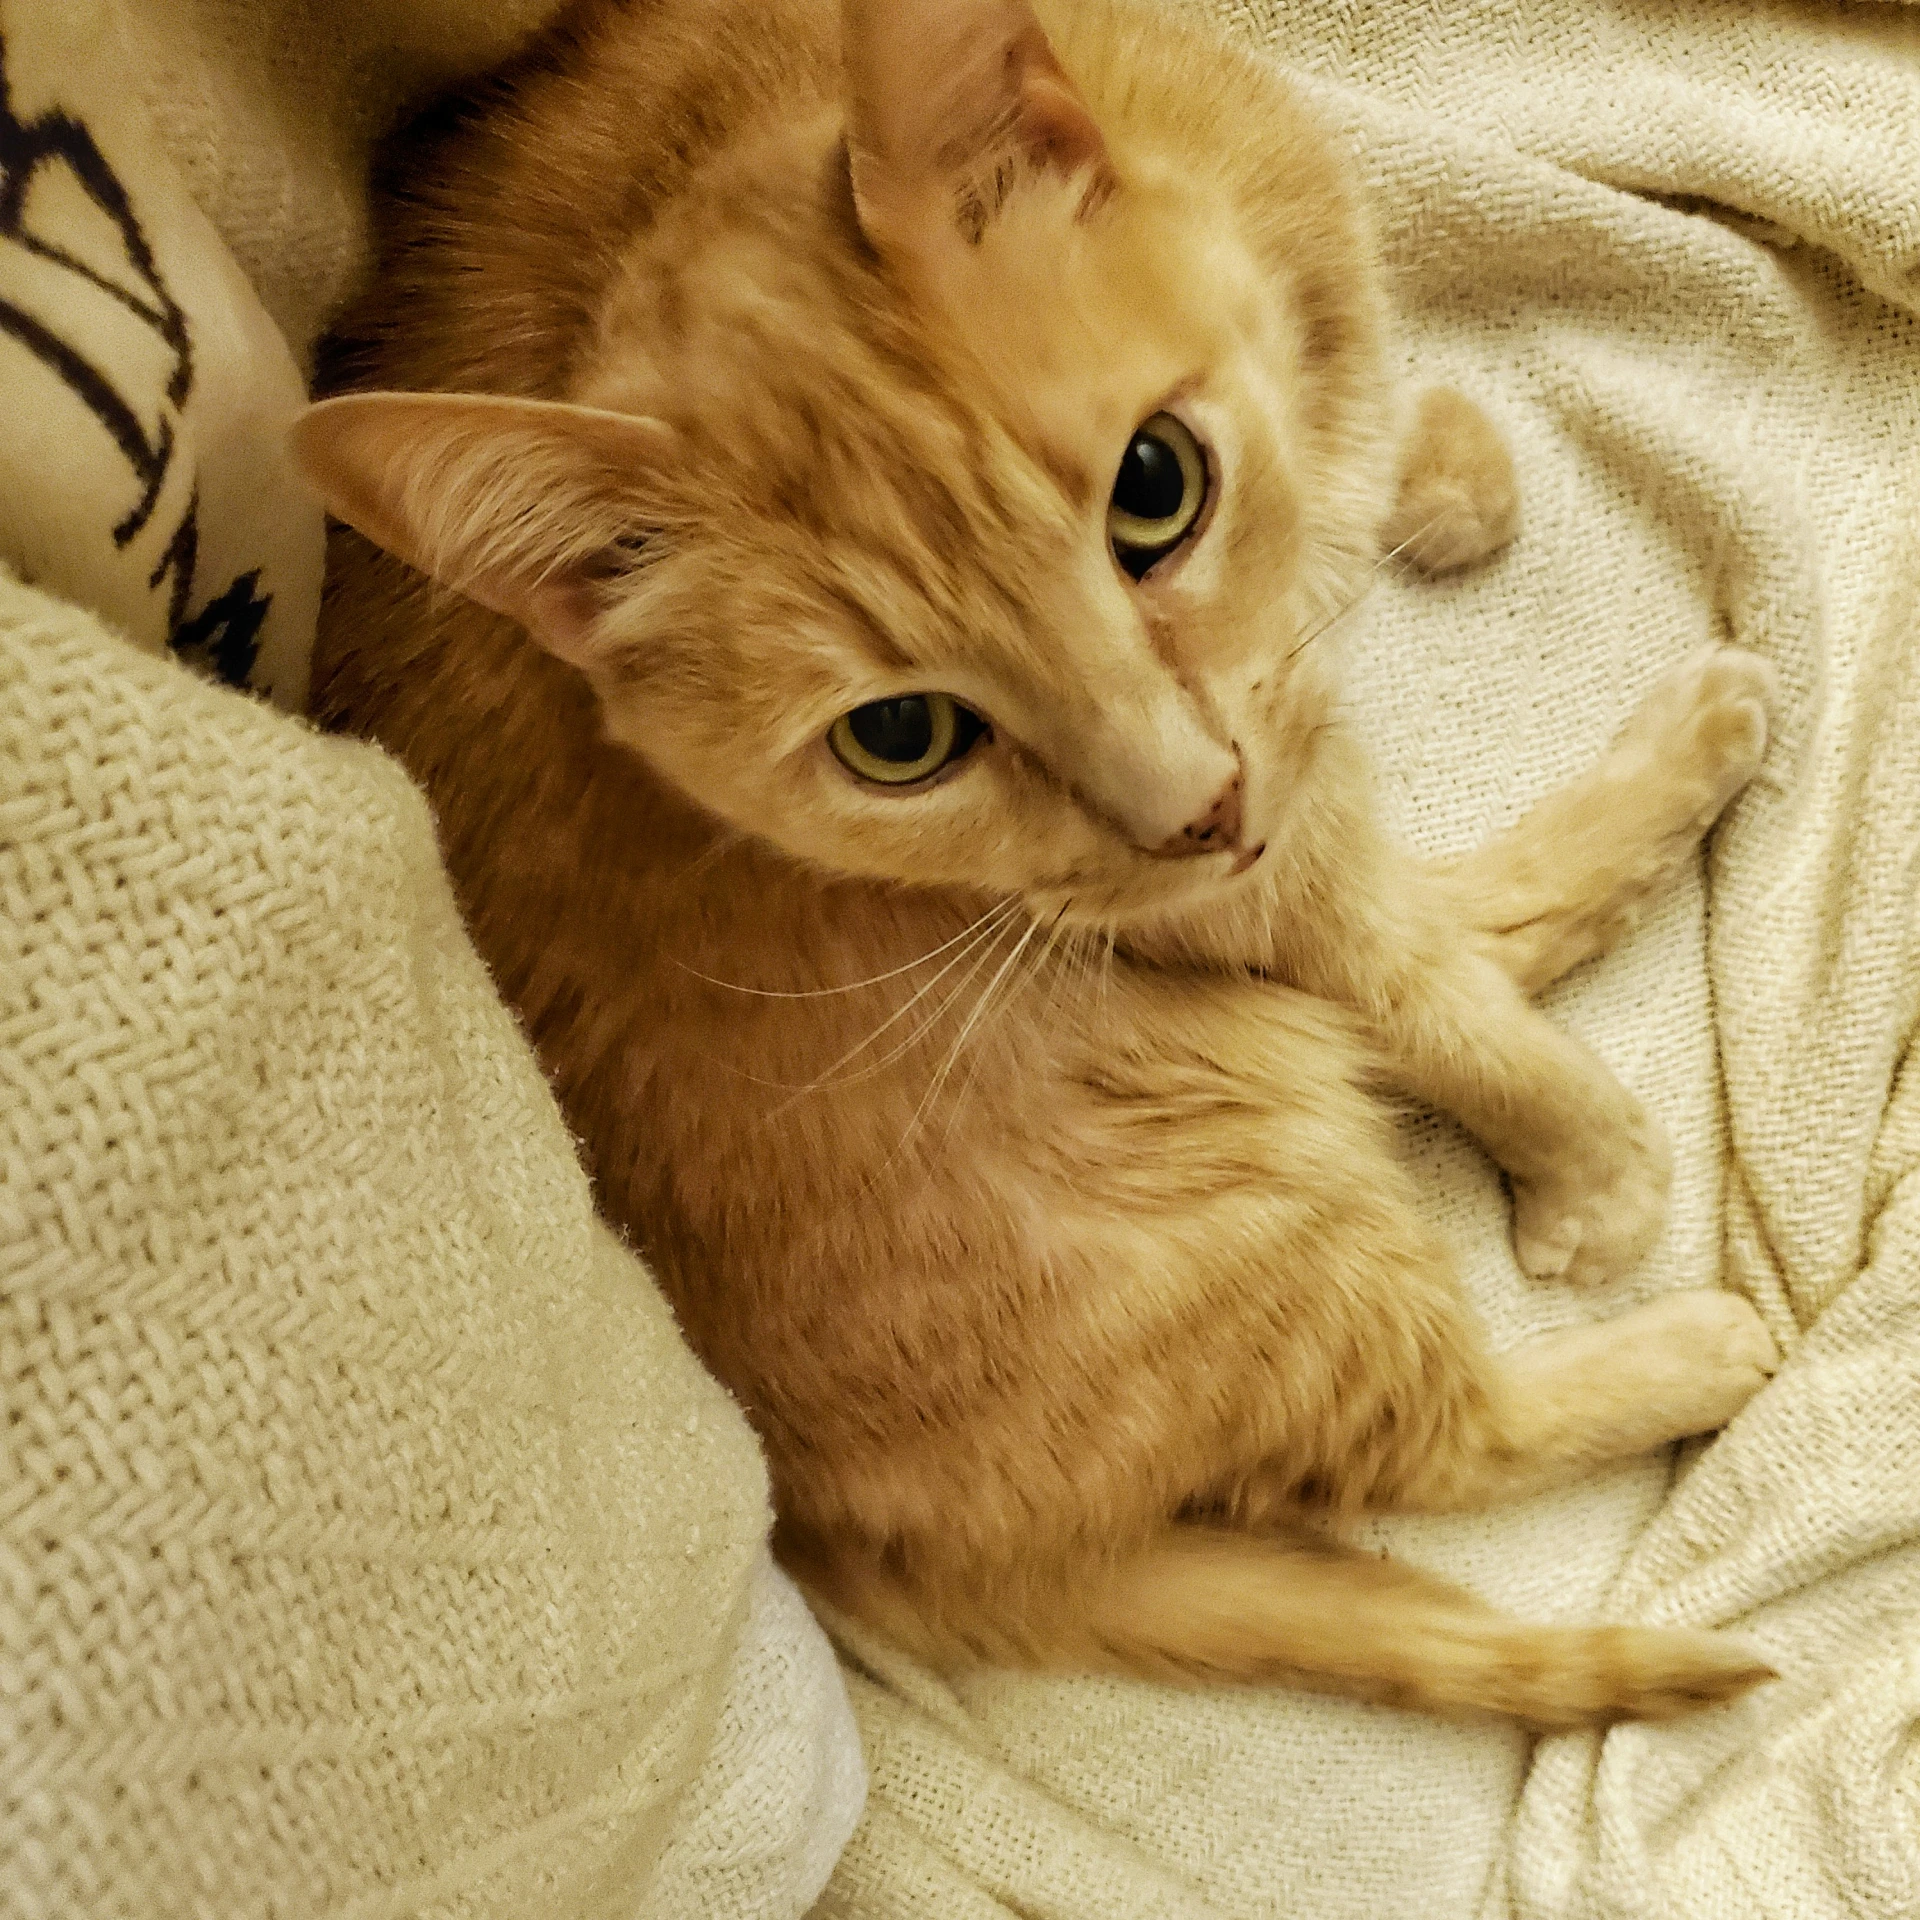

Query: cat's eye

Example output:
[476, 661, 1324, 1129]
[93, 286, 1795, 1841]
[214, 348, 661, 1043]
[1108, 412, 1208, 580]
[829, 692, 986, 786]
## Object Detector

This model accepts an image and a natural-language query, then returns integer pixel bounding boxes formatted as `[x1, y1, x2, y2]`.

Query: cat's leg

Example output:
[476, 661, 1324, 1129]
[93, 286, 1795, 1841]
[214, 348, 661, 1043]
[1230, 1288, 1780, 1519]
[1256, 846, 1672, 1287]
[1364, 928, 1671, 1286]
[1323, 650, 1774, 1282]
[1215, 1205, 1779, 1524]
[1143, 846, 1668, 1282]
[1380, 387, 1521, 574]
[795, 1282, 1778, 1727]
[1248, 656, 1763, 1286]
[1085, 986, 1776, 1519]
[1434, 646, 1778, 995]
[1419, 1289, 1781, 1507]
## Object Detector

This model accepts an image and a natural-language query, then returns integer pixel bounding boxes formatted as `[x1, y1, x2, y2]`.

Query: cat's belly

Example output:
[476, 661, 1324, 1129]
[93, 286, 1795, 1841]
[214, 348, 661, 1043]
[609, 952, 1447, 1564]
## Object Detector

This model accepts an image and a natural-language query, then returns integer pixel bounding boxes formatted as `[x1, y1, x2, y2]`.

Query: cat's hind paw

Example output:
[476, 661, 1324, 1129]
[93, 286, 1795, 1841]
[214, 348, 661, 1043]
[1382, 387, 1520, 575]
[1603, 1289, 1782, 1438]
[1510, 1100, 1672, 1287]
[1612, 643, 1778, 830]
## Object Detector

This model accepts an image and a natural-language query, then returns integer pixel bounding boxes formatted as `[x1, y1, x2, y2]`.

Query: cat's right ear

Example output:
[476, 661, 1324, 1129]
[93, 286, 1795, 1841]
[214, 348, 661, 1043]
[290, 391, 674, 666]
[841, 0, 1113, 267]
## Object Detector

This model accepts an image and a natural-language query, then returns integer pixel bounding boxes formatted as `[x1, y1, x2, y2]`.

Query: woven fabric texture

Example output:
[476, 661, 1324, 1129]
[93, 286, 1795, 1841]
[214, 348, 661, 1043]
[816, 2, 1920, 1914]
[0, 571, 847, 1918]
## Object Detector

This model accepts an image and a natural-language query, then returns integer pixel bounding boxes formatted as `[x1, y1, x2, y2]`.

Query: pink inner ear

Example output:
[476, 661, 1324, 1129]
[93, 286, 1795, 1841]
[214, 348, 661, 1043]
[1007, 28, 1107, 179]
[518, 572, 608, 669]
[843, 0, 1112, 252]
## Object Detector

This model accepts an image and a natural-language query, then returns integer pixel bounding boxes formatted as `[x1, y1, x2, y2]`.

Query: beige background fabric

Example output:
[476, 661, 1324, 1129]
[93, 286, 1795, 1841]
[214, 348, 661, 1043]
[0, 568, 863, 1917]
[0, 0, 321, 704]
[817, 3, 1920, 1914]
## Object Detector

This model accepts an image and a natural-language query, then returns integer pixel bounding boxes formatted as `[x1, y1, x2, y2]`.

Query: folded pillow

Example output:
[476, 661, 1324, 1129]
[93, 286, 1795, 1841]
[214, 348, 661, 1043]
[0, 0, 320, 705]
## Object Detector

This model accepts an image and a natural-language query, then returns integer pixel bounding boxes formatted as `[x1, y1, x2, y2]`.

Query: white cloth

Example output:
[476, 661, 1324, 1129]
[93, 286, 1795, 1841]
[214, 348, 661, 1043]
[817, 3, 1920, 1914]
[657, 1553, 871, 1917]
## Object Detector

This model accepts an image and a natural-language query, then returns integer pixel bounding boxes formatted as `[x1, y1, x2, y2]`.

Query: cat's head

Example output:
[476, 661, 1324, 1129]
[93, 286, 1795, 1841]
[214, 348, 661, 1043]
[295, 0, 1392, 928]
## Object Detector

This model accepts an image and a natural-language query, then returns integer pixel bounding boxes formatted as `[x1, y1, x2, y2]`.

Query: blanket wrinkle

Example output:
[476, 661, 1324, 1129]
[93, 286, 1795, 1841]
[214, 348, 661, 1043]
[1254, 0, 1920, 317]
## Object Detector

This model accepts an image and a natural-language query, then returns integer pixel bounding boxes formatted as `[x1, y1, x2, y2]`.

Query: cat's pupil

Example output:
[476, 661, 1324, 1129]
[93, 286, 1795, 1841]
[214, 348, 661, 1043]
[1113, 432, 1186, 524]
[849, 696, 935, 764]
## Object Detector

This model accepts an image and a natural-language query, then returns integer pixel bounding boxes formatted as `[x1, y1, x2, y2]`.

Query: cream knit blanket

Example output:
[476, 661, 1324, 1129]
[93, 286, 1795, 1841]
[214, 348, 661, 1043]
[0, 572, 868, 1917]
[818, 3, 1920, 1914]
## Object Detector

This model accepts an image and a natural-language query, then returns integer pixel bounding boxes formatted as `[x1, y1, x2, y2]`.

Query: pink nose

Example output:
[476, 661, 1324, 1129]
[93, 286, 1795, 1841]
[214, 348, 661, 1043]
[1156, 771, 1243, 858]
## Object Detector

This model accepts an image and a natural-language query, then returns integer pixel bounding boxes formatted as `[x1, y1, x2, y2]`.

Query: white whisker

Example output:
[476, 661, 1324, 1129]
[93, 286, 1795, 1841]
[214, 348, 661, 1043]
[746, 920, 1016, 1103]
[703, 902, 1017, 1104]
[666, 828, 745, 891]
[1286, 511, 1451, 661]
[671, 896, 1018, 998]
[751, 901, 1024, 1113]
[944, 906, 1070, 1141]
[890, 911, 1043, 1165]
[1036, 911, 1082, 1032]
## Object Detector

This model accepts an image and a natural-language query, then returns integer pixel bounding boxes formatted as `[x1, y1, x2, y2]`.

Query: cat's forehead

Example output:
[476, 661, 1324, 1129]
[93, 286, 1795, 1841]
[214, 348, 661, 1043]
[586, 267, 1087, 573]
[930, 188, 1230, 440]
[584, 142, 1240, 506]
[575, 149, 1278, 696]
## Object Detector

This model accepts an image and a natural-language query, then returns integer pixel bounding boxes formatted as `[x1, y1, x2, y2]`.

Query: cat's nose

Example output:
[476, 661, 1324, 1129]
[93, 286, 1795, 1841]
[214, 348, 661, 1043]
[1156, 771, 1243, 858]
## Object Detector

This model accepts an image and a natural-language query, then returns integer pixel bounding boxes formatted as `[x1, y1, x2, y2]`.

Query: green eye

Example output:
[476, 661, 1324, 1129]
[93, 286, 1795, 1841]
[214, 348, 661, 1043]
[1108, 411, 1208, 579]
[828, 692, 986, 786]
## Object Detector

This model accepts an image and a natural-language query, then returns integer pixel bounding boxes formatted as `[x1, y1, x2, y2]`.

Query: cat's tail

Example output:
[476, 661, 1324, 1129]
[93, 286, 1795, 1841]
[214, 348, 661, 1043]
[792, 1525, 1773, 1730]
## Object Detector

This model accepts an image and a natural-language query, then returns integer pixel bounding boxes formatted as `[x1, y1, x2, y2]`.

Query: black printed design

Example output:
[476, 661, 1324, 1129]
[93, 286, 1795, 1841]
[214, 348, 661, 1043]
[0, 30, 268, 686]
[172, 565, 271, 689]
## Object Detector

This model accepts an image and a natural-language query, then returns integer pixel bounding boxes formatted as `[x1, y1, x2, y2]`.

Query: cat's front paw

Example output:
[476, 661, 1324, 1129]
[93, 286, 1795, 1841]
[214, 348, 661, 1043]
[1381, 387, 1520, 575]
[1510, 1099, 1672, 1286]
[1615, 644, 1778, 827]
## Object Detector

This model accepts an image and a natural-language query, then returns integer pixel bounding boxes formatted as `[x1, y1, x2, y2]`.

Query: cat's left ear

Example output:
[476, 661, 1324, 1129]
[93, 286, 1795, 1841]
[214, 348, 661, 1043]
[842, 0, 1113, 264]
[291, 391, 674, 666]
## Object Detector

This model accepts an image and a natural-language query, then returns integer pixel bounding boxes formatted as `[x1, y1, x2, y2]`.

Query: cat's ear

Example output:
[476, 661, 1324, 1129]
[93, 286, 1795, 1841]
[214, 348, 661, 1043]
[841, 0, 1112, 262]
[291, 391, 673, 666]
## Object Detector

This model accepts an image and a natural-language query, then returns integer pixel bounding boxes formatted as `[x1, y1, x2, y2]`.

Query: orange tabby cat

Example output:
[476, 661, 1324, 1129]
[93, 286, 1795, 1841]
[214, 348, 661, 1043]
[295, 0, 1783, 1724]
